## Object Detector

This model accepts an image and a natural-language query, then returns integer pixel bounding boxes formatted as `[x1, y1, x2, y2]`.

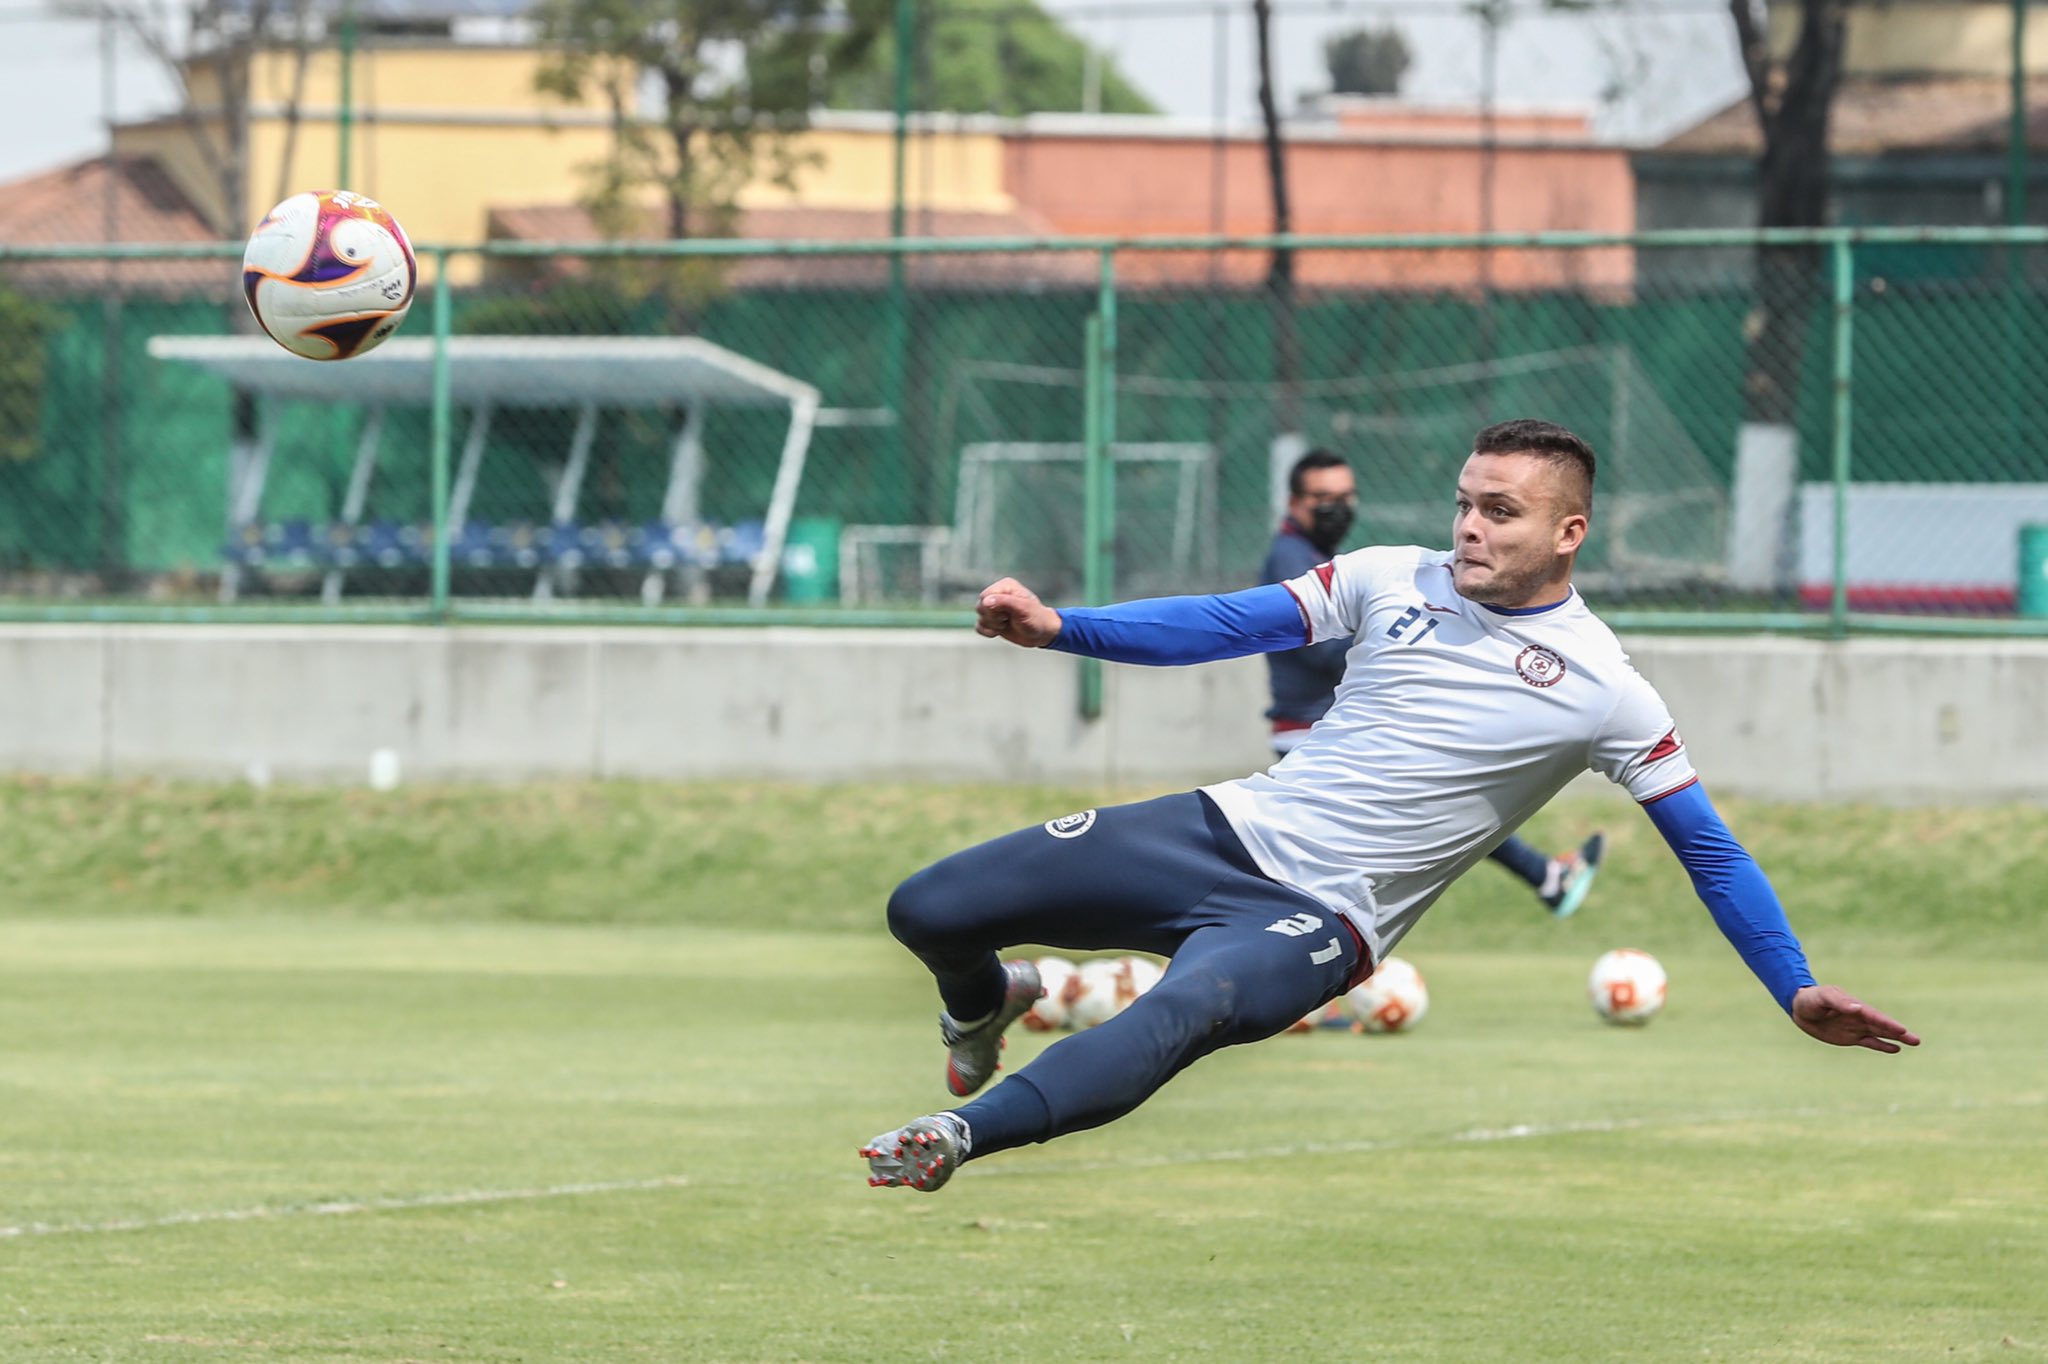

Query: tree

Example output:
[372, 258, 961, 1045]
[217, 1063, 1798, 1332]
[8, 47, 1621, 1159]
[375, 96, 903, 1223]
[532, 0, 888, 244]
[814, 0, 1156, 116]
[92, 0, 318, 238]
[1730, 0, 1848, 425]
[1717, 0, 1847, 594]
[1323, 24, 1410, 97]
[83, 0, 318, 588]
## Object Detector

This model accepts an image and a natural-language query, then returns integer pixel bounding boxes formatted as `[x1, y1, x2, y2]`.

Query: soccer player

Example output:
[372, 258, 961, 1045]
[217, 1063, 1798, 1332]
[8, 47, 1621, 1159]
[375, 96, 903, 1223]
[1266, 447, 1606, 917]
[862, 418, 1919, 1193]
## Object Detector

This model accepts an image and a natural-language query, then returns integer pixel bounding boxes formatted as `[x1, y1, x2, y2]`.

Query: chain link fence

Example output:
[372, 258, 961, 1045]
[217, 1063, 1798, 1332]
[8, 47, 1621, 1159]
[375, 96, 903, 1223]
[2, 231, 2046, 631]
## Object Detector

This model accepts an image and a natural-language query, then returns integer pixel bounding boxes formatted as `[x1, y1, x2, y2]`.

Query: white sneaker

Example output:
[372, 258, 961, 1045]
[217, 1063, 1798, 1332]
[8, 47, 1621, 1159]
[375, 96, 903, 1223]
[861, 1112, 970, 1192]
[939, 959, 1043, 1098]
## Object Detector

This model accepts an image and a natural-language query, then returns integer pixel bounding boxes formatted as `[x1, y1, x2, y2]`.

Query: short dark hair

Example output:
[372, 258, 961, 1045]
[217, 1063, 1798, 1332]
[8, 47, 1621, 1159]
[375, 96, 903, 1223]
[1470, 419, 1596, 514]
[1288, 448, 1351, 497]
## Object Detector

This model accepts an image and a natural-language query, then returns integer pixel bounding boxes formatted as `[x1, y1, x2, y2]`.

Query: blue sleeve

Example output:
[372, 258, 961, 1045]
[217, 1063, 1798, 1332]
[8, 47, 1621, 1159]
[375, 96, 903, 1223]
[1047, 584, 1310, 666]
[1642, 782, 1816, 1013]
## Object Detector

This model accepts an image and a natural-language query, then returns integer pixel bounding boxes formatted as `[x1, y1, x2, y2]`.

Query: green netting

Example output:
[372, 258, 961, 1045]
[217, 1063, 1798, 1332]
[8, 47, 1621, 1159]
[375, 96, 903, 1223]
[2, 236, 2045, 628]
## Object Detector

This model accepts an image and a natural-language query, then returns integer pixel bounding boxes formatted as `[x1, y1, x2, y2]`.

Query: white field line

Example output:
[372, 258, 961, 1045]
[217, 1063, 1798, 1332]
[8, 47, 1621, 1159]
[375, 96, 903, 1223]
[965, 1091, 2048, 1182]
[5, 1093, 2041, 1237]
[0, 1175, 691, 1241]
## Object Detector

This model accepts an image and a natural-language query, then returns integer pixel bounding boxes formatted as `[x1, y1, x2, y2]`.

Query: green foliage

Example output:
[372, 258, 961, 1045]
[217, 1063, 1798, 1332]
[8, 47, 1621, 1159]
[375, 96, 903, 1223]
[819, 0, 1157, 116]
[1323, 23, 1411, 97]
[454, 278, 658, 337]
[531, 0, 889, 241]
[0, 281, 51, 464]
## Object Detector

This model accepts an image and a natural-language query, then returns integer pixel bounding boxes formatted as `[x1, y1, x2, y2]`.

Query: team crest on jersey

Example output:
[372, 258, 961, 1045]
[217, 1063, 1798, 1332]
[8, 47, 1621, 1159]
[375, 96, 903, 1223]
[1514, 644, 1566, 688]
[1044, 809, 1098, 839]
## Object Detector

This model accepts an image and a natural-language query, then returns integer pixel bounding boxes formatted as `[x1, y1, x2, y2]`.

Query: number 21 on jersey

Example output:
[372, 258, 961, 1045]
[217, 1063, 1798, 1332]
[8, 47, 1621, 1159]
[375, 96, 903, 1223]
[1386, 605, 1440, 645]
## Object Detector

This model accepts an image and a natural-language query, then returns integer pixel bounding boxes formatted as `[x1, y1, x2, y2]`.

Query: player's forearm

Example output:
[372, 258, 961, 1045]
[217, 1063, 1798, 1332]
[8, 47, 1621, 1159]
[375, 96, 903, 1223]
[1643, 782, 1816, 1012]
[1047, 584, 1309, 666]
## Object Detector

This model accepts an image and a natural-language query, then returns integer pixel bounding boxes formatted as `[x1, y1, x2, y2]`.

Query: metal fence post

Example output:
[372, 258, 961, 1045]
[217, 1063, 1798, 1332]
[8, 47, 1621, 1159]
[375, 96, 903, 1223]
[1096, 248, 1118, 604]
[1828, 236, 1855, 640]
[1080, 312, 1105, 720]
[429, 247, 454, 618]
[1078, 250, 1120, 722]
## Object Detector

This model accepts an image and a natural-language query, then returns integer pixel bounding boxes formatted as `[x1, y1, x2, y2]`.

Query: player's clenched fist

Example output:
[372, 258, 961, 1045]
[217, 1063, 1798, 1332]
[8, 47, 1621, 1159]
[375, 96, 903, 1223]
[976, 578, 1063, 648]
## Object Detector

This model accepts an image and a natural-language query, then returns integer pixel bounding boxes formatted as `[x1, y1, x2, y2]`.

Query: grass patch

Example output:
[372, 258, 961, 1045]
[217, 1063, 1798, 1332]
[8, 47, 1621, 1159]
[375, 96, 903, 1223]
[2, 776, 2044, 958]
[0, 918, 2040, 1363]
[0, 778, 2041, 1359]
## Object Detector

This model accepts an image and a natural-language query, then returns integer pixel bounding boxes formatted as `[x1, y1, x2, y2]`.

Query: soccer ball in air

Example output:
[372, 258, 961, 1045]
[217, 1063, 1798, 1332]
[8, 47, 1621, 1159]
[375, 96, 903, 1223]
[1344, 956, 1429, 1034]
[242, 190, 416, 361]
[1023, 957, 1077, 1032]
[1588, 948, 1668, 1026]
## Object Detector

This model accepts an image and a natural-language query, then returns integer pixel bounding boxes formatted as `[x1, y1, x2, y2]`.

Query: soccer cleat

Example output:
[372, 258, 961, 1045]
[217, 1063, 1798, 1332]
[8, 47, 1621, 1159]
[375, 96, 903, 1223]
[1544, 831, 1607, 919]
[939, 959, 1044, 1098]
[861, 1112, 970, 1192]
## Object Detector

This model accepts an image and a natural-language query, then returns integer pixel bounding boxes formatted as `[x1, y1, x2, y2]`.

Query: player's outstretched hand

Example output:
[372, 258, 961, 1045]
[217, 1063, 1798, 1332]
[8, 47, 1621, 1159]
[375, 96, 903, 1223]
[976, 578, 1062, 648]
[1790, 984, 1921, 1053]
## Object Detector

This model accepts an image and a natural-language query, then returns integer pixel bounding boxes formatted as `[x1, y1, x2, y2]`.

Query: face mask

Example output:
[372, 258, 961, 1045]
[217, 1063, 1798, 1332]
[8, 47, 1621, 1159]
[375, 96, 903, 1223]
[1307, 501, 1355, 553]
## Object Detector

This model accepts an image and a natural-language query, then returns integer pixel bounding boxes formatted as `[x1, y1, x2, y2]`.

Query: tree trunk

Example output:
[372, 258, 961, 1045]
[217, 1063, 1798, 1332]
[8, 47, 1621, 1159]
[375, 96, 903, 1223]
[1252, 0, 1299, 429]
[1252, 0, 1291, 289]
[1736, 0, 1846, 426]
[1725, 0, 1846, 595]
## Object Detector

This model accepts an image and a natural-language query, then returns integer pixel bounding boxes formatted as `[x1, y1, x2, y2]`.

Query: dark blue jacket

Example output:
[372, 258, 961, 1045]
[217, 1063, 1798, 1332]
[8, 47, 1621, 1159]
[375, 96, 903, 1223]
[1259, 519, 1350, 726]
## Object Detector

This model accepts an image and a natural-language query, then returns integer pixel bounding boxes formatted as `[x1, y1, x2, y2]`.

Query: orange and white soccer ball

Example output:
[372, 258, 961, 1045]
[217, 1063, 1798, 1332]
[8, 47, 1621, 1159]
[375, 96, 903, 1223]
[1588, 948, 1668, 1025]
[1062, 954, 1165, 1029]
[1119, 954, 1164, 1001]
[1344, 955, 1429, 1034]
[1023, 956, 1077, 1032]
[242, 189, 416, 361]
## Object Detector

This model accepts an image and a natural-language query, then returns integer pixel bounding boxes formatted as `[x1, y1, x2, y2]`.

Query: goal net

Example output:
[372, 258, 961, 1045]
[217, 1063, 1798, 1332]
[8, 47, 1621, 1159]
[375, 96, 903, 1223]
[938, 345, 1726, 597]
[947, 443, 1219, 604]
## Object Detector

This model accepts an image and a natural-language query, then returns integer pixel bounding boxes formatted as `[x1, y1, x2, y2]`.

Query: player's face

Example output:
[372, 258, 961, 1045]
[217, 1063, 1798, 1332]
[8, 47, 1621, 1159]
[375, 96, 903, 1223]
[1450, 453, 1587, 607]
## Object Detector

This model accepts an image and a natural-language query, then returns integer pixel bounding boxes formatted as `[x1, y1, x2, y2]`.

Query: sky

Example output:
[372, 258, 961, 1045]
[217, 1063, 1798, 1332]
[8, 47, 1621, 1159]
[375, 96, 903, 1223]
[0, 0, 1751, 190]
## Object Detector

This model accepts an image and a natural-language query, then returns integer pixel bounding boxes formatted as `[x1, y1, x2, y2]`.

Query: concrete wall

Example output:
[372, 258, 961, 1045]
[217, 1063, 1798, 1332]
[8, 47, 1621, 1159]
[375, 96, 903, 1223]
[3, 625, 2044, 805]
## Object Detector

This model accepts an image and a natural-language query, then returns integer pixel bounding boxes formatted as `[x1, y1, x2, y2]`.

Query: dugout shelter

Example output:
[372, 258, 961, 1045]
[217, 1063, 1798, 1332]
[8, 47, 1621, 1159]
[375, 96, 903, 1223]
[147, 334, 833, 607]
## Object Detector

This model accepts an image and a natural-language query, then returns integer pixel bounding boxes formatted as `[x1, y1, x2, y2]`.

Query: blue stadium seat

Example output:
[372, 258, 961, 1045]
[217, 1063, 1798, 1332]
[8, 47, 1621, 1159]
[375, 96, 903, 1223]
[223, 519, 320, 567]
[356, 520, 417, 569]
[720, 520, 766, 567]
[451, 521, 499, 568]
[635, 521, 724, 570]
[542, 522, 585, 568]
[322, 521, 363, 567]
[579, 520, 639, 570]
[272, 520, 319, 565]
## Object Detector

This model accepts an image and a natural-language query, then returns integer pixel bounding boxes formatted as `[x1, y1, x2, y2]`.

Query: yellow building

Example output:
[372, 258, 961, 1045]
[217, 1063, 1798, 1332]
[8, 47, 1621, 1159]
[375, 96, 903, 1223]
[111, 40, 1018, 282]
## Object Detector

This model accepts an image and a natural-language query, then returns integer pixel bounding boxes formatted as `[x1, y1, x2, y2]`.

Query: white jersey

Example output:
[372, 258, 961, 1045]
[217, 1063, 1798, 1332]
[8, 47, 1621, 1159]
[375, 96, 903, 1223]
[1202, 545, 1696, 965]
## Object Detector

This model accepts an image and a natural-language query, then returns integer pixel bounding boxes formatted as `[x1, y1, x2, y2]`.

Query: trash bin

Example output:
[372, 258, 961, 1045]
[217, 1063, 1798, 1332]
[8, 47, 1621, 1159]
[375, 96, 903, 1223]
[2021, 524, 2048, 619]
[780, 517, 841, 603]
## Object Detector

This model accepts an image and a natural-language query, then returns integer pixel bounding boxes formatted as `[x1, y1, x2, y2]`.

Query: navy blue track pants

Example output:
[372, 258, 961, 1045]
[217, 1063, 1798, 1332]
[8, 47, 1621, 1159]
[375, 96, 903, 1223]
[886, 791, 1367, 1158]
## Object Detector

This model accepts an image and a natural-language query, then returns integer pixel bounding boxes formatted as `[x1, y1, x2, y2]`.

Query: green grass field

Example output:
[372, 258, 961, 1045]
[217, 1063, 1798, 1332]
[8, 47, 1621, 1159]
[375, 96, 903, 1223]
[1, 779, 2045, 1362]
